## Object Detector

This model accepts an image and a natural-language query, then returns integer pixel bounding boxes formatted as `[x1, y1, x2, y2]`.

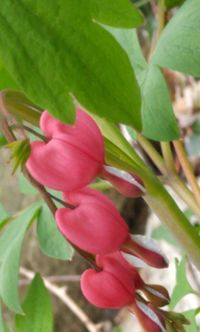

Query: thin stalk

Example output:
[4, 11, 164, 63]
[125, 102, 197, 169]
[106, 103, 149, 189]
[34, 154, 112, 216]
[137, 133, 167, 175]
[161, 142, 176, 173]
[137, 134, 200, 217]
[174, 140, 200, 206]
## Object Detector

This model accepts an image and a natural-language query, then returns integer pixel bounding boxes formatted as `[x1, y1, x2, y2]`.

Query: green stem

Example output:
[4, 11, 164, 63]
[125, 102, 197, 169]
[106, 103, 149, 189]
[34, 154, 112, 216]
[174, 140, 200, 205]
[137, 134, 200, 218]
[137, 133, 167, 175]
[161, 141, 176, 173]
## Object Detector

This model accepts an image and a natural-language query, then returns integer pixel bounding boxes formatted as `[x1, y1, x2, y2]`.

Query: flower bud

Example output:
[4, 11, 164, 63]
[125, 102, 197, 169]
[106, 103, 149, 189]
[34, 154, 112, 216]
[130, 301, 166, 332]
[81, 252, 136, 308]
[102, 165, 145, 198]
[143, 284, 170, 307]
[55, 188, 129, 254]
[26, 108, 104, 191]
[122, 235, 168, 269]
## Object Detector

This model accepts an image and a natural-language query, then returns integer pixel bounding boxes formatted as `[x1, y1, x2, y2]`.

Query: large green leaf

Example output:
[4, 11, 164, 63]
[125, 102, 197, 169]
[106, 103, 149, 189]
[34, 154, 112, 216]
[153, 0, 200, 77]
[0, 1, 143, 129]
[15, 274, 53, 332]
[0, 203, 41, 313]
[0, 61, 17, 90]
[105, 28, 179, 141]
[169, 256, 198, 310]
[184, 309, 199, 332]
[37, 204, 74, 260]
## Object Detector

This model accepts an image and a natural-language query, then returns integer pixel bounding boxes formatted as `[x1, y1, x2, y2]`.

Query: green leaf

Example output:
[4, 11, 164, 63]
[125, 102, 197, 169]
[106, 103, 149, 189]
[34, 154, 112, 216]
[18, 173, 37, 196]
[0, 303, 6, 332]
[37, 204, 74, 260]
[0, 204, 9, 231]
[153, 0, 200, 77]
[15, 274, 53, 332]
[165, 0, 185, 9]
[90, 0, 144, 28]
[0, 134, 7, 148]
[105, 28, 179, 141]
[113, 327, 123, 332]
[0, 203, 41, 313]
[169, 256, 198, 310]
[183, 309, 199, 332]
[0, 1, 142, 129]
[0, 61, 17, 90]
[152, 224, 178, 247]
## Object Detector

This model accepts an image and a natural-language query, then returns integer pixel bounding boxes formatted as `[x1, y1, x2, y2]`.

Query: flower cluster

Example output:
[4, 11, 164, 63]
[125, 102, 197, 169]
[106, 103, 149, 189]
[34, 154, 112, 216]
[27, 107, 172, 331]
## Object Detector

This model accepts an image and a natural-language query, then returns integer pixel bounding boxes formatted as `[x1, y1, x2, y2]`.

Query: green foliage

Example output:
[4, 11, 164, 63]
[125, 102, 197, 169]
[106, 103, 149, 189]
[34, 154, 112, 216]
[0, 303, 6, 332]
[165, 0, 185, 8]
[18, 173, 37, 196]
[152, 224, 178, 247]
[0, 203, 41, 313]
[184, 309, 199, 332]
[0, 0, 143, 129]
[15, 274, 53, 332]
[37, 204, 74, 260]
[0, 61, 17, 90]
[7, 139, 31, 174]
[106, 28, 179, 141]
[169, 257, 199, 310]
[153, 0, 200, 77]
[113, 327, 123, 332]
[0, 134, 7, 148]
[90, 0, 143, 28]
[0, 203, 9, 231]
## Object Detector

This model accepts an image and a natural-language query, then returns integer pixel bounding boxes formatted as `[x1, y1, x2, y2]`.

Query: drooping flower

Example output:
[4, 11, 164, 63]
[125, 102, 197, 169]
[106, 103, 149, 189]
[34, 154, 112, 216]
[55, 187, 129, 255]
[26, 108, 104, 191]
[56, 187, 168, 268]
[80, 252, 139, 308]
[102, 165, 145, 198]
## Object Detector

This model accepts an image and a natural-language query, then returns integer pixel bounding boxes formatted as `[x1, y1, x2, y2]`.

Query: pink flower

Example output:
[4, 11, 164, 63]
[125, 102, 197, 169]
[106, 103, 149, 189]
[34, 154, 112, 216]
[81, 252, 138, 308]
[102, 165, 145, 198]
[26, 108, 104, 191]
[55, 188, 129, 254]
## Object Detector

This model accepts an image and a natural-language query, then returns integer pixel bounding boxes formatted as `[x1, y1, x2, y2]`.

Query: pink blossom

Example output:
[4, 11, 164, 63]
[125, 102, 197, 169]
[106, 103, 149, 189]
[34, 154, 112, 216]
[26, 108, 104, 191]
[81, 252, 137, 308]
[55, 188, 129, 254]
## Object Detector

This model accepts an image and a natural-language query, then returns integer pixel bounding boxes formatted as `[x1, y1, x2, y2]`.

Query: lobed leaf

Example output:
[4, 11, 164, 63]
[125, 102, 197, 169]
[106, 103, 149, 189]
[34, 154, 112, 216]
[169, 256, 198, 310]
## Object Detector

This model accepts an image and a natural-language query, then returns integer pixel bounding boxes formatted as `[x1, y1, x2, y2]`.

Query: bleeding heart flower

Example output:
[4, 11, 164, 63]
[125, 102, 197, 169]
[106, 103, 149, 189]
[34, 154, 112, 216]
[81, 252, 137, 308]
[26, 108, 104, 191]
[55, 187, 129, 254]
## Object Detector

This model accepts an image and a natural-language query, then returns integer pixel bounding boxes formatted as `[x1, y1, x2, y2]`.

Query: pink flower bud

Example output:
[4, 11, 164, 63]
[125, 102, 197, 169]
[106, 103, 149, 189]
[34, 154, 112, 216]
[55, 188, 129, 254]
[102, 165, 145, 198]
[122, 235, 168, 269]
[130, 301, 165, 332]
[26, 108, 104, 191]
[81, 252, 136, 308]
